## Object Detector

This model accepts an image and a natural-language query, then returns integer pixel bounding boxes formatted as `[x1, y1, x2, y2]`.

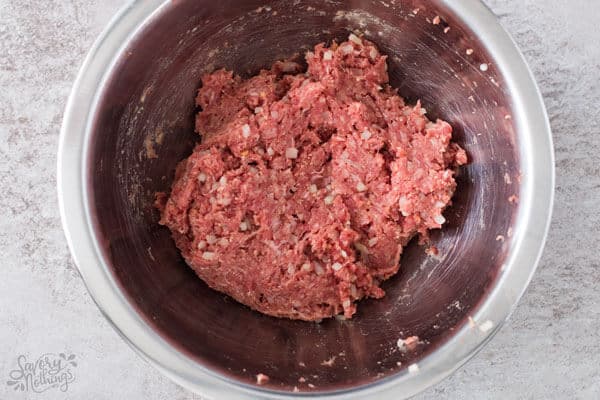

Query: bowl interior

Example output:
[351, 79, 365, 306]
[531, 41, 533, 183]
[87, 0, 519, 393]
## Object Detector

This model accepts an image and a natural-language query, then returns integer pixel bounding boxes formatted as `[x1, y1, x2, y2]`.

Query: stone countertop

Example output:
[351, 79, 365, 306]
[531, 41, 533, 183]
[0, 1, 598, 399]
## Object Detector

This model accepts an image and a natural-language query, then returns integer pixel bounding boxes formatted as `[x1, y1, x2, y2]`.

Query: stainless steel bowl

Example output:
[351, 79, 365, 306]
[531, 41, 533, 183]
[58, 0, 554, 398]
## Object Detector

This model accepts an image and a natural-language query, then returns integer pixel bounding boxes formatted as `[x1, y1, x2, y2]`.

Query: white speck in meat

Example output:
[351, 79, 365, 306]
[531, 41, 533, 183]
[341, 44, 353, 55]
[356, 182, 367, 192]
[348, 33, 362, 45]
[242, 124, 251, 138]
[285, 147, 299, 159]
[314, 262, 325, 276]
[434, 214, 446, 225]
[206, 234, 217, 245]
[369, 48, 378, 60]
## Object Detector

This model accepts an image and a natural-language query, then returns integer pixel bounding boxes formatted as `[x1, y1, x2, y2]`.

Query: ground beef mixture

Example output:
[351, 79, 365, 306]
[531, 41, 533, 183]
[157, 35, 467, 321]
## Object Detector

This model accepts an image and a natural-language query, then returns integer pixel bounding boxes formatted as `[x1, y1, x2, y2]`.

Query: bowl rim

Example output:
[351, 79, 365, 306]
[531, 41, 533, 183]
[57, 0, 554, 398]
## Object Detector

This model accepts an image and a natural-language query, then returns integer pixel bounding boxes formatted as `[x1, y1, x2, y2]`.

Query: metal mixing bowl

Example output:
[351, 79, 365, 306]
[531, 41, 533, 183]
[58, 0, 554, 398]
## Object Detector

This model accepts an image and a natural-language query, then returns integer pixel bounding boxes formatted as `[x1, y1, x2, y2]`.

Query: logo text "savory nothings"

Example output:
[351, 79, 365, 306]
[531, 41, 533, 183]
[6, 353, 77, 393]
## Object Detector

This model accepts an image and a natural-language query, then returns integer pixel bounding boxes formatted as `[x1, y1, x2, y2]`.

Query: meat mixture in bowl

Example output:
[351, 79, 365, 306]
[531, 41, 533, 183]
[156, 34, 467, 321]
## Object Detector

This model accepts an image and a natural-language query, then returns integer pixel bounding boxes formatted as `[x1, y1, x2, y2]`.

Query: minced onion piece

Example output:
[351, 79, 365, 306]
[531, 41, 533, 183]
[314, 262, 325, 275]
[341, 44, 353, 54]
[332, 262, 343, 271]
[434, 214, 446, 225]
[369, 47, 378, 60]
[197, 240, 207, 250]
[197, 172, 207, 183]
[356, 182, 367, 192]
[285, 147, 299, 159]
[206, 234, 218, 245]
[242, 124, 251, 138]
[350, 284, 358, 298]
[361, 130, 371, 140]
[218, 197, 232, 206]
[399, 195, 410, 216]
[397, 338, 406, 351]
[202, 251, 216, 260]
[348, 33, 362, 45]
[324, 195, 334, 205]
[323, 50, 333, 61]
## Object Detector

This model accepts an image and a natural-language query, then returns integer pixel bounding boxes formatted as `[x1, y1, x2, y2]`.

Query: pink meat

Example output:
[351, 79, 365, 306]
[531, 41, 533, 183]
[157, 36, 467, 321]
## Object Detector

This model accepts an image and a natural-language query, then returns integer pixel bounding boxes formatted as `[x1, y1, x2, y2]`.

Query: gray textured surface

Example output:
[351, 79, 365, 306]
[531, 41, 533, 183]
[0, 0, 598, 399]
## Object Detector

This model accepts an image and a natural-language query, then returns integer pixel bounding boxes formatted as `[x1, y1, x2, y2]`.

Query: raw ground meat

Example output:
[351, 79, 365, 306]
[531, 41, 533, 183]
[157, 34, 467, 321]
